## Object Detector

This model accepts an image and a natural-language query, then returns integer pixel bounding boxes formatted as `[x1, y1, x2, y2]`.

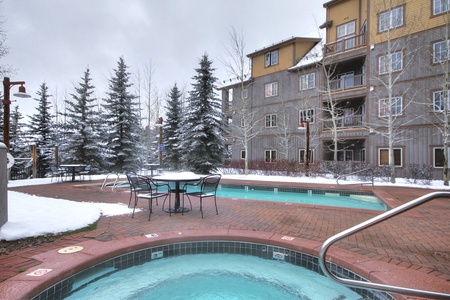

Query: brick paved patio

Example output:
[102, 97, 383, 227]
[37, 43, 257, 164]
[0, 178, 449, 299]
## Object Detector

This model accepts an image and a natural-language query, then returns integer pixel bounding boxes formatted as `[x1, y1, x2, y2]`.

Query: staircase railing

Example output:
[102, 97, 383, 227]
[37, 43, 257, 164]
[319, 191, 450, 299]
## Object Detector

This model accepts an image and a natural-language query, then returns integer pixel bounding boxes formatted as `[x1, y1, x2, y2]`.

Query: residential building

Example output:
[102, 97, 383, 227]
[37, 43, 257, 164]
[220, 0, 450, 180]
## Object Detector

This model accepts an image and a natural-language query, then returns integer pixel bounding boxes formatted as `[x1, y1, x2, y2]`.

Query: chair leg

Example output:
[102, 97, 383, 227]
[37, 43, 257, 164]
[214, 196, 219, 215]
[128, 191, 133, 208]
[132, 195, 139, 218]
[148, 198, 153, 221]
[200, 197, 204, 218]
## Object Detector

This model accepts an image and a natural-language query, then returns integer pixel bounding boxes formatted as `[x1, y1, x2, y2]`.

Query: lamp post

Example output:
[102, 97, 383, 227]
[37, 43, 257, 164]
[298, 119, 310, 177]
[155, 117, 163, 165]
[3, 77, 31, 151]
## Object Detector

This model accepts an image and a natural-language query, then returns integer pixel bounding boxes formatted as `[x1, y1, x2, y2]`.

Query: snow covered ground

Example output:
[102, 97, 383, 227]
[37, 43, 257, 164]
[1, 174, 449, 241]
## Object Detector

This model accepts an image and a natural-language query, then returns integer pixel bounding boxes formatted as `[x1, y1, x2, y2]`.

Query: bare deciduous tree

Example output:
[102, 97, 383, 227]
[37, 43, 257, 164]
[222, 26, 262, 175]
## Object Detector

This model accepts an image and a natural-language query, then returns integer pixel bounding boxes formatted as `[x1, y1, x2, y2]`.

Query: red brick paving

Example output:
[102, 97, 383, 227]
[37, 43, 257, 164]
[1, 178, 449, 298]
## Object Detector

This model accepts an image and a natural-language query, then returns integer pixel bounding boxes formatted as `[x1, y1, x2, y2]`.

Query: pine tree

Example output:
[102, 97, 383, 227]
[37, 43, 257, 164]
[163, 83, 184, 169]
[28, 82, 54, 177]
[10, 105, 32, 177]
[102, 57, 141, 172]
[64, 67, 102, 171]
[181, 54, 227, 174]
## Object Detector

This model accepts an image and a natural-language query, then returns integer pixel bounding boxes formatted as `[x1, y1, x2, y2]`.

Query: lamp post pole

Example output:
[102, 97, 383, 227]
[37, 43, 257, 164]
[3, 77, 30, 151]
[299, 119, 310, 177]
[156, 117, 163, 166]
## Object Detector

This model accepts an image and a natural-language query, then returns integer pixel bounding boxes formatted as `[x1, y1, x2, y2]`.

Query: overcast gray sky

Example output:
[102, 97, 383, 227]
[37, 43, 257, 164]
[2, 0, 325, 118]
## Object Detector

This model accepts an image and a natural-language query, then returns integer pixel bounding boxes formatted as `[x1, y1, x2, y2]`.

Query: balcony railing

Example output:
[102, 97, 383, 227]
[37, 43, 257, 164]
[324, 32, 366, 55]
[327, 74, 365, 92]
[323, 114, 364, 130]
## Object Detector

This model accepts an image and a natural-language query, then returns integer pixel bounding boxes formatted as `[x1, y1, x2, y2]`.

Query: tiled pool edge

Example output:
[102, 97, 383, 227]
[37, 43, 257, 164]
[33, 241, 393, 300]
[1, 229, 447, 300]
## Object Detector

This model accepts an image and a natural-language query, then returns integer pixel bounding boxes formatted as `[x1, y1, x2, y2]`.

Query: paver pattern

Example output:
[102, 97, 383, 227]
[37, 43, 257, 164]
[1, 179, 449, 292]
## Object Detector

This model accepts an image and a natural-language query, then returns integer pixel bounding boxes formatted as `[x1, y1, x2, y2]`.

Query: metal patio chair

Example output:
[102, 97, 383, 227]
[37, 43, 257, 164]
[126, 172, 170, 220]
[184, 174, 221, 218]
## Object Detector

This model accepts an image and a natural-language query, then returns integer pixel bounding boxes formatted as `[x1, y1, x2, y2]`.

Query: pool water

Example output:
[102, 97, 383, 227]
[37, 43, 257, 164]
[216, 186, 387, 211]
[65, 254, 362, 299]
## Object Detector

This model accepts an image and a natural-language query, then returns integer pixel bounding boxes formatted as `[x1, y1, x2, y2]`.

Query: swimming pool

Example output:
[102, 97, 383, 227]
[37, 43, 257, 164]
[65, 254, 361, 299]
[217, 184, 387, 211]
[33, 241, 393, 300]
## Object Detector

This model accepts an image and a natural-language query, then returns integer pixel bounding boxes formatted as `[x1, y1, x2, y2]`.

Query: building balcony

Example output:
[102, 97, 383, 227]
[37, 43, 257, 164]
[323, 114, 365, 130]
[327, 74, 365, 92]
[323, 32, 367, 56]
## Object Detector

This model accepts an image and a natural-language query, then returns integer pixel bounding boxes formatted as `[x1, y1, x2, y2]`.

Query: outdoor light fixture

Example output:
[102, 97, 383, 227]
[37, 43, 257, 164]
[3, 77, 31, 151]
[155, 117, 163, 165]
[298, 119, 310, 177]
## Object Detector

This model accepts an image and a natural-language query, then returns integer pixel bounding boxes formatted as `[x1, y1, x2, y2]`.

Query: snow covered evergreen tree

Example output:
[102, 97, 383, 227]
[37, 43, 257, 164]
[180, 54, 227, 174]
[28, 82, 54, 177]
[163, 83, 184, 170]
[64, 67, 102, 171]
[10, 105, 32, 177]
[102, 57, 141, 172]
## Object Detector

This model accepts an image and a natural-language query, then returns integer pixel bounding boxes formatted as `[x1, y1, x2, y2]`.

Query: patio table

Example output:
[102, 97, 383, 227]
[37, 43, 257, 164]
[60, 164, 86, 181]
[152, 172, 201, 213]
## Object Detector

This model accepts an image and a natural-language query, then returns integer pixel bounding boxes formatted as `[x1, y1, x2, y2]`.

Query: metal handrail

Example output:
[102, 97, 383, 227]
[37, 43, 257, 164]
[336, 168, 374, 187]
[319, 191, 450, 299]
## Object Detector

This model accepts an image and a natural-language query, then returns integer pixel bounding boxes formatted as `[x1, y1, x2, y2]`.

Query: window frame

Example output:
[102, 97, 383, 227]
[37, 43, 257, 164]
[264, 82, 278, 98]
[299, 108, 315, 124]
[378, 148, 402, 167]
[378, 6, 404, 32]
[379, 97, 403, 117]
[433, 40, 450, 63]
[264, 50, 279, 67]
[240, 150, 246, 160]
[299, 73, 315, 90]
[265, 114, 277, 128]
[433, 147, 450, 167]
[299, 149, 313, 164]
[433, 0, 450, 15]
[379, 51, 403, 74]
[264, 150, 277, 163]
[433, 90, 450, 112]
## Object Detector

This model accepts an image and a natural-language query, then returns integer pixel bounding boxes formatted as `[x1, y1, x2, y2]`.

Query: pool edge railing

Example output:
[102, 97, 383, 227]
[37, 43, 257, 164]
[319, 191, 450, 299]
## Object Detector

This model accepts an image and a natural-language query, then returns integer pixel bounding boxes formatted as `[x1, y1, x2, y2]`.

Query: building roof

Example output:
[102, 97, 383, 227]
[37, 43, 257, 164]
[288, 41, 323, 71]
[247, 36, 321, 58]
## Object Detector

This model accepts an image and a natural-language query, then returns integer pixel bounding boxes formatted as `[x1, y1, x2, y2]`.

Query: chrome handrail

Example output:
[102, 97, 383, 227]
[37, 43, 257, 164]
[336, 168, 374, 187]
[319, 191, 450, 299]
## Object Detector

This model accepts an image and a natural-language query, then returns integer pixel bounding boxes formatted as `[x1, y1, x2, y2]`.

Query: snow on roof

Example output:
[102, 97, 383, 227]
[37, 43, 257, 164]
[289, 41, 324, 71]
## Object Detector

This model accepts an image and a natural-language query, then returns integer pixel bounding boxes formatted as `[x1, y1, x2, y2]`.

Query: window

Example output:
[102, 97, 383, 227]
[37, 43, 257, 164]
[299, 73, 315, 90]
[299, 149, 313, 164]
[433, 0, 450, 15]
[265, 82, 278, 97]
[265, 150, 277, 162]
[433, 40, 450, 63]
[379, 97, 402, 117]
[339, 150, 354, 161]
[299, 109, 315, 124]
[337, 21, 356, 49]
[379, 52, 403, 74]
[433, 90, 450, 112]
[265, 50, 279, 67]
[265, 114, 277, 128]
[379, 148, 402, 166]
[240, 150, 246, 160]
[379, 6, 403, 32]
[360, 149, 366, 162]
[337, 21, 355, 39]
[433, 147, 450, 167]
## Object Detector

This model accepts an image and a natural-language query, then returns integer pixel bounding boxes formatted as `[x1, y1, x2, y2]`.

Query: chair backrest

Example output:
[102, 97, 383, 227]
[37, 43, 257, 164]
[126, 172, 150, 191]
[201, 174, 221, 195]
